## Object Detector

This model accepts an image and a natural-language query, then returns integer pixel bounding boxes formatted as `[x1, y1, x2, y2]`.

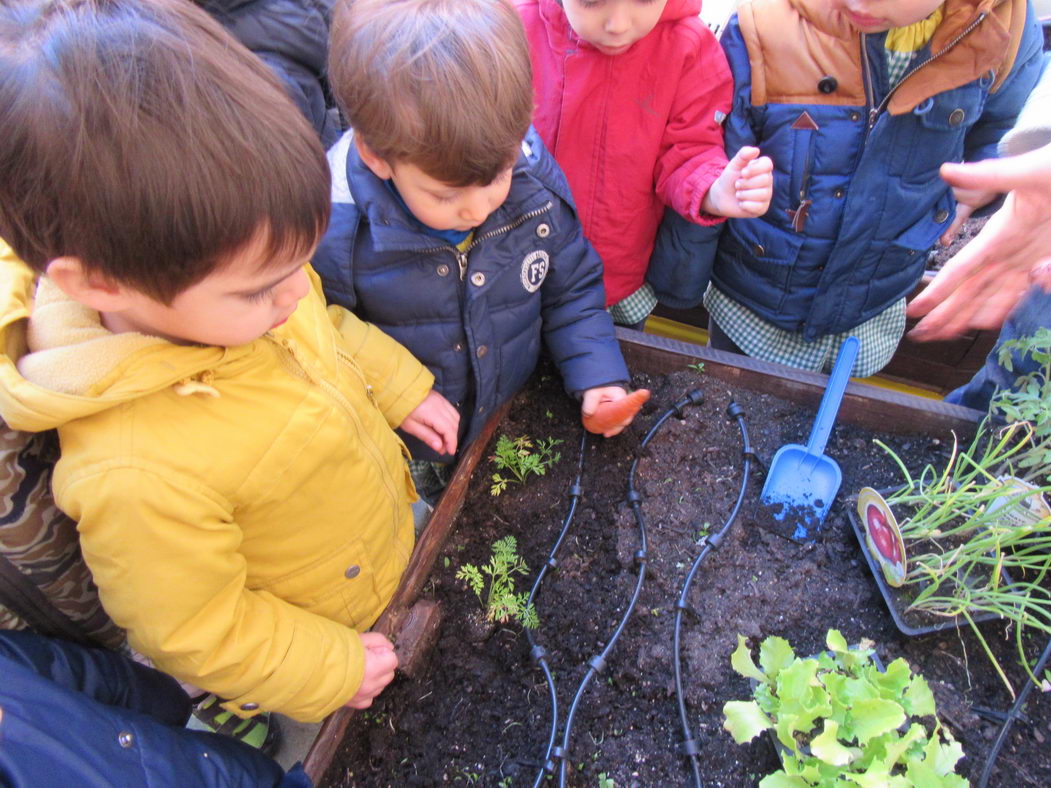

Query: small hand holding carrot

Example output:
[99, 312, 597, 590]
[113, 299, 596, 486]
[581, 386, 650, 437]
[701, 146, 774, 219]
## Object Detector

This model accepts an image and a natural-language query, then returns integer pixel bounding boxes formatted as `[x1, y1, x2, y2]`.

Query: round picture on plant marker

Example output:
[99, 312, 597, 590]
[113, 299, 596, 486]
[857, 487, 906, 587]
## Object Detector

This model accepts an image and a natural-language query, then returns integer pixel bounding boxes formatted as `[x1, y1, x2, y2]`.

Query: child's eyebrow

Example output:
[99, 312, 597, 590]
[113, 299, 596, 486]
[231, 265, 302, 297]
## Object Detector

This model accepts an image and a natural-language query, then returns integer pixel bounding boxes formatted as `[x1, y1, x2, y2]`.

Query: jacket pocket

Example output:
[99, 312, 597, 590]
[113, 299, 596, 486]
[860, 193, 947, 314]
[257, 539, 383, 628]
[717, 218, 807, 315]
[901, 88, 984, 186]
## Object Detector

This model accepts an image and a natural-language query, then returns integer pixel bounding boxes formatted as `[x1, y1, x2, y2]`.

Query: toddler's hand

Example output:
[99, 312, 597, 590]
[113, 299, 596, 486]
[401, 390, 459, 457]
[580, 386, 630, 437]
[346, 632, 398, 710]
[939, 186, 1000, 247]
[702, 146, 773, 219]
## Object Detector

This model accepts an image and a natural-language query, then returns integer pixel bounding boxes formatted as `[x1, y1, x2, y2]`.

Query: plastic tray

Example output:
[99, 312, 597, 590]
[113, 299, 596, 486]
[847, 506, 1006, 636]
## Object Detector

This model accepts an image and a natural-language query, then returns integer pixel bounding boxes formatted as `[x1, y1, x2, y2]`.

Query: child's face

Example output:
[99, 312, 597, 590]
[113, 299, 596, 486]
[829, 0, 943, 32]
[104, 231, 313, 346]
[388, 161, 514, 233]
[561, 0, 669, 56]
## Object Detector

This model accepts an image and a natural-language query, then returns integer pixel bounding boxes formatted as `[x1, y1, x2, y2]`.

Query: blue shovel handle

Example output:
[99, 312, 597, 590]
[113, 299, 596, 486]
[805, 336, 860, 457]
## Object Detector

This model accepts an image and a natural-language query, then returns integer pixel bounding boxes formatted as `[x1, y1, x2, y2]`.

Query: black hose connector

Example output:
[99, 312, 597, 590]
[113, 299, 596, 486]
[550, 746, 567, 762]
[588, 654, 607, 673]
[634, 549, 648, 566]
[530, 644, 549, 664]
[726, 401, 743, 419]
[707, 531, 724, 550]
[545, 557, 558, 570]
[626, 489, 643, 505]
[568, 483, 582, 499]
[678, 738, 701, 757]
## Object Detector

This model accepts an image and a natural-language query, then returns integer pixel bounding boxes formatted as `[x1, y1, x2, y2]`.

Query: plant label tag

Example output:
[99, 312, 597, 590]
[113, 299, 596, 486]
[987, 476, 1051, 529]
[857, 487, 906, 587]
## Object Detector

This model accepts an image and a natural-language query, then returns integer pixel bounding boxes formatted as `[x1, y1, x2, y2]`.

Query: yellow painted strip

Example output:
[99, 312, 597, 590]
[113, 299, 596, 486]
[644, 315, 944, 400]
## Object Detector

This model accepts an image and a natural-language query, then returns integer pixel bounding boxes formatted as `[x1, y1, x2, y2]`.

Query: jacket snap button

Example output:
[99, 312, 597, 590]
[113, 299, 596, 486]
[344, 565, 360, 579]
[240, 702, 259, 711]
[849, 111, 861, 122]
[817, 76, 837, 94]
[948, 108, 965, 126]
[454, 343, 462, 352]
[476, 345, 488, 358]
[478, 406, 485, 413]
[436, 264, 450, 277]
[934, 209, 950, 223]
[750, 243, 765, 257]
[536, 223, 550, 238]
[118, 731, 135, 748]
[833, 188, 845, 199]
[470, 272, 486, 286]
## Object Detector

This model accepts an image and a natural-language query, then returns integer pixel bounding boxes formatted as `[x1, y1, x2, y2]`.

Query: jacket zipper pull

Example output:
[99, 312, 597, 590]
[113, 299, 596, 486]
[456, 251, 468, 281]
[867, 107, 879, 130]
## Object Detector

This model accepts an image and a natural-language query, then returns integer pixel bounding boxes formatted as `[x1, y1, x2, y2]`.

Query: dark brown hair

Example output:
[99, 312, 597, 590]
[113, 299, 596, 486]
[329, 0, 534, 186]
[0, 0, 330, 303]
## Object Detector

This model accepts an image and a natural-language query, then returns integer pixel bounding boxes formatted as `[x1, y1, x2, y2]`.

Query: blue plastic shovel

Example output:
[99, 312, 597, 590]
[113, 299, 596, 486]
[760, 336, 860, 542]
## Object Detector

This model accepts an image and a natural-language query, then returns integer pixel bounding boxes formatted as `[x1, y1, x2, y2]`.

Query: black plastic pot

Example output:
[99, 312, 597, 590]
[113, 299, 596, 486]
[848, 506, 1007, 636]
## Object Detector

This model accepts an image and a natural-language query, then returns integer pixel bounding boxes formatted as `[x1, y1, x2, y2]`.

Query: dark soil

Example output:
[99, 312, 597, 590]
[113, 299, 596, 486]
[927, 215, 989, 272]
[322, 358, 1051, 787]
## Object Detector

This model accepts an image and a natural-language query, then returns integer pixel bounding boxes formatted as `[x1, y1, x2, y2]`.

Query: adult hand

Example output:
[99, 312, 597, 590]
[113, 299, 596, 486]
[908, 143, 1051, 341]
[400, 389, 459, 456]
[345, 632, 398, 709]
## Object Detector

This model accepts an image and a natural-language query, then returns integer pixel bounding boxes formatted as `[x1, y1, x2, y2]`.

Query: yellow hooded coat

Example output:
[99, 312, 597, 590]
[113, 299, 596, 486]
[0, 242, 434, 721]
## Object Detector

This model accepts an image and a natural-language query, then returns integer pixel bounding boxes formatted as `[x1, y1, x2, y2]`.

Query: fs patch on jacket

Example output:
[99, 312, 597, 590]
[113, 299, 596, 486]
[714, 0, 1044, 340]
[0, 630, 309, 788]
[313, 127, 630, 463]
[515, 0, 733, 305]
[0, 242, 434, 722]
[196, 0, 340, 147]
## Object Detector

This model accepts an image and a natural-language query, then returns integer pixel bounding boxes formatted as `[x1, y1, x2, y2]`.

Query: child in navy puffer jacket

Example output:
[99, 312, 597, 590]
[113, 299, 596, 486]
[314, 0, 636, 497]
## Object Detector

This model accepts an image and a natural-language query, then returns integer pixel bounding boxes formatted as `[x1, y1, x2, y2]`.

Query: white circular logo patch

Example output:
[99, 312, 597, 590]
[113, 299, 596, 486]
[520, 250, 549, 293]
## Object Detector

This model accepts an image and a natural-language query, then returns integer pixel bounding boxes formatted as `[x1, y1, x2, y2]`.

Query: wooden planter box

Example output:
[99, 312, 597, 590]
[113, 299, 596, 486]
[652, 301, 997, 396]
[302, 328, 984, 783]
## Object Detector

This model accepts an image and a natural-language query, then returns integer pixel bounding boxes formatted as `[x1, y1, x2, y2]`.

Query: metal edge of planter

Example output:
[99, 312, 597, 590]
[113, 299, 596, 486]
[303, 329, 983, 783]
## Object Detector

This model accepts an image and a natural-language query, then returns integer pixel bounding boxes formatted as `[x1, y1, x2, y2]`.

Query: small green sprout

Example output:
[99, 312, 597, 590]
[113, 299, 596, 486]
[490, 434, 563, 495]
[456, 536, 539, 628]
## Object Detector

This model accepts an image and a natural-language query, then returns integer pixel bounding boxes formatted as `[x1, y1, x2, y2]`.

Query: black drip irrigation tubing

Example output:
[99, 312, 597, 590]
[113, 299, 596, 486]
[672, 401, 751, 787]
[524, 430, 588, 788]
[554, 389, 706, 787]
[977, 634, 1051, 788]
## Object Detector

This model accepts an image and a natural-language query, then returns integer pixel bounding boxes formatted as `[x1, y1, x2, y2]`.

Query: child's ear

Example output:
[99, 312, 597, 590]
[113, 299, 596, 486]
[45, 257, 135, 313]
[355, 137, 394, 180]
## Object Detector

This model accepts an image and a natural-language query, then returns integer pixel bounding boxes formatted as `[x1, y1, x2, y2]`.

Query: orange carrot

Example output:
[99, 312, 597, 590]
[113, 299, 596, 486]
[582, 388, 650, 434]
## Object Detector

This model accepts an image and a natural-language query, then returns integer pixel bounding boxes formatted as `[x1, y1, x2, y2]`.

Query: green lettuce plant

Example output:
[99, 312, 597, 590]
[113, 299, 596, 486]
[723, 629, 965, 787]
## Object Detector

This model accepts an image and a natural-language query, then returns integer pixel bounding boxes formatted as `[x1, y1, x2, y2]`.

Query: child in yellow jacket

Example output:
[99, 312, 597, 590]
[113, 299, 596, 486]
[0, 0, 458, 724]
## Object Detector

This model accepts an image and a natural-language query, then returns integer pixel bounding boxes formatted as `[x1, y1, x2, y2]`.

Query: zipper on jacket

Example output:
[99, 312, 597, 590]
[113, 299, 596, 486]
[414, 201, 554, 281]
[863, 13, 987, 132]
[270, 338, 401, 517]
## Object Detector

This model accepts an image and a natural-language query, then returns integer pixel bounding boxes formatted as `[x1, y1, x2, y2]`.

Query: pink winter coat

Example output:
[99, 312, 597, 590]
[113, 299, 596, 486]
[516, 0, 733, 305]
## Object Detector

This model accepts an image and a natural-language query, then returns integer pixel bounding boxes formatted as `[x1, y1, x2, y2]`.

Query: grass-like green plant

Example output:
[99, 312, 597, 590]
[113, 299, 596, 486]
[990, 327, 1051, 483]
[456, 536, 538, 628]
[723, 629, 965, 786]
[869, 330, 1051, 696]
[489, 434, 562, 496]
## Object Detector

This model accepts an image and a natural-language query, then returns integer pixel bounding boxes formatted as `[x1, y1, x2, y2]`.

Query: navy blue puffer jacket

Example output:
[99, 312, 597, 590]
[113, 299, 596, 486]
[0, 630, 307, 787]
[313, 127, 629, 461]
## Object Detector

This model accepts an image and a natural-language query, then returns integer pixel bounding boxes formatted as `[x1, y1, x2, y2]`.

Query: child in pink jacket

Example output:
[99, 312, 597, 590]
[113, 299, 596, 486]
[515, 0, 773, 327]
